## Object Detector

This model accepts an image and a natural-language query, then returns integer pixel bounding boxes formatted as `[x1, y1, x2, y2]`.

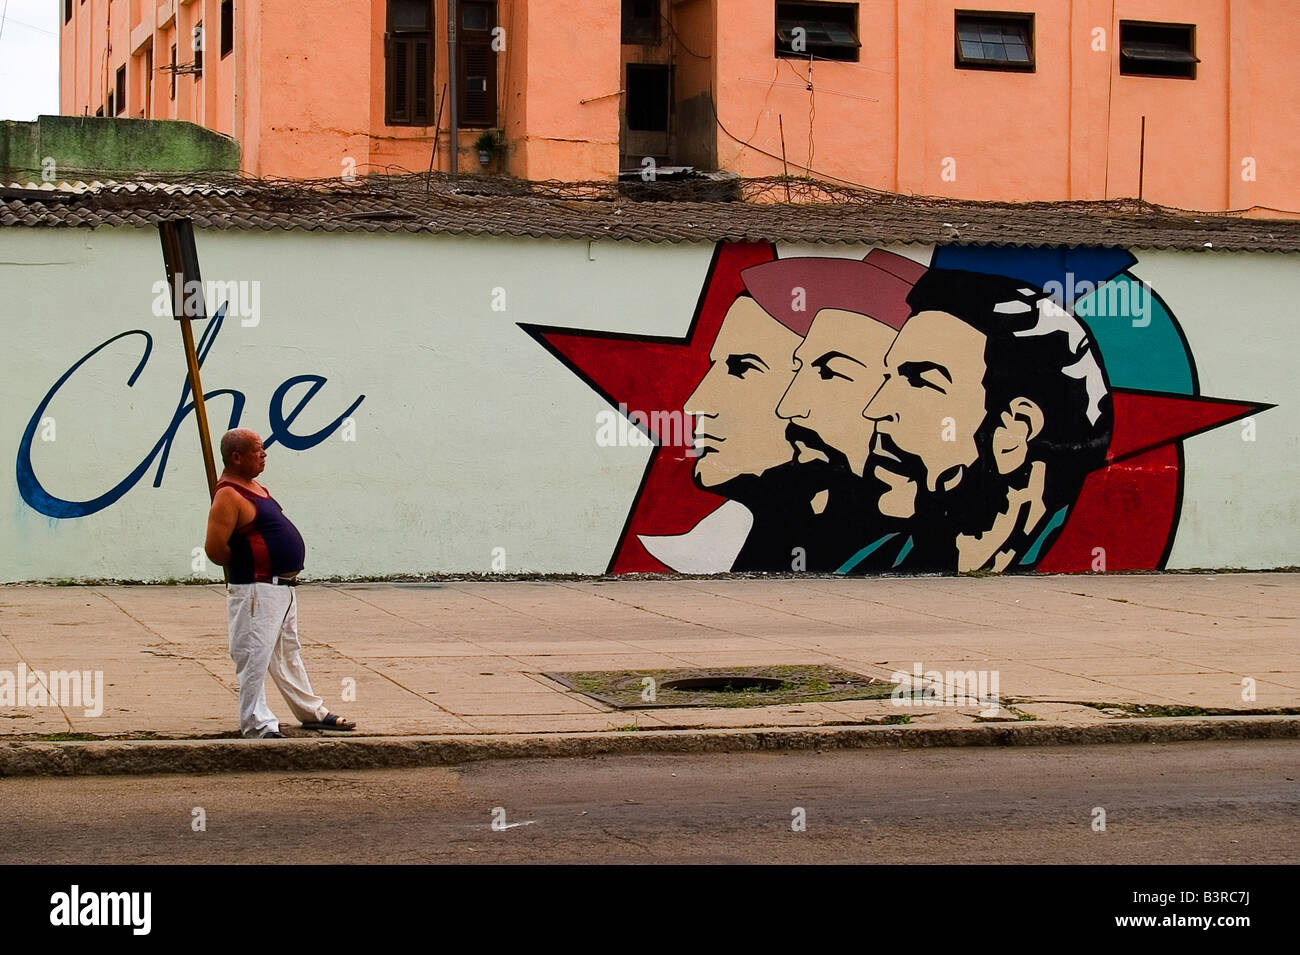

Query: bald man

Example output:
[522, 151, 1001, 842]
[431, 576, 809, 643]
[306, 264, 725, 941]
[204, 429, 355, 739]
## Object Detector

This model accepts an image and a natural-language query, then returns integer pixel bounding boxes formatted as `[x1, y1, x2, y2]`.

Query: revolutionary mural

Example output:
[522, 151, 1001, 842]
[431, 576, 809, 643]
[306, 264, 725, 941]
[5, 226, 1284, 580]
[525, 242, 1271, 575]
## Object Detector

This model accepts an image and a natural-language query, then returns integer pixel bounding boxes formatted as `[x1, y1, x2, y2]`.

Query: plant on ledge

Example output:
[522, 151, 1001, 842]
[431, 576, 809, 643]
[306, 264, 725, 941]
[473, 129, 505, 166]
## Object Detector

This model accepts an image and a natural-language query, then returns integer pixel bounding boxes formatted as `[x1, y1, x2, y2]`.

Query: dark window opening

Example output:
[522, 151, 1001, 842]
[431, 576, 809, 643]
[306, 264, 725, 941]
[194, 21, 203, 77]
[458, 1, 498, 128]
[775, 1, 860, 63]
[170, 44, 177, 99]
[221, 0, 234, 58]
[385, 1, 434, 125]
[622, 0, 660, 44]
[955, 10, 1034, 71]
[626, 63, 670, 132]
[1120, 21, 1197, 79]
[115, 65, 126, 114]
[391, 0, 432, 31]
[65, 0, 73, 24]
[95, 105, 104, 117]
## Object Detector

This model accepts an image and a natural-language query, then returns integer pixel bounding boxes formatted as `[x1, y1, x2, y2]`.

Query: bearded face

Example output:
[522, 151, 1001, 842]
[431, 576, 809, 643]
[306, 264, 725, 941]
[684, 297, 801, 493]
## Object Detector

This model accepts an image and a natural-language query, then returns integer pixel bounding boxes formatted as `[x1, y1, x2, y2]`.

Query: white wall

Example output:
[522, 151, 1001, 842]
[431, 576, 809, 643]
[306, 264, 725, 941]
[0, 225, 1295, 579]
[1131, 251, 1300, 570]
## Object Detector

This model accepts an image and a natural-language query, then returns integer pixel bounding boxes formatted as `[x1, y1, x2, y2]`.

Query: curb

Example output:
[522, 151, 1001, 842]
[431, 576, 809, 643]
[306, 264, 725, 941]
[2, 716, 1298, 778]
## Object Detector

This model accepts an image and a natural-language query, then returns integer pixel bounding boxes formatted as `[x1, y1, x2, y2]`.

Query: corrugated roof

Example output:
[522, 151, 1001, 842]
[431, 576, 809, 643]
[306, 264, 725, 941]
[3, 174, 1299, 252]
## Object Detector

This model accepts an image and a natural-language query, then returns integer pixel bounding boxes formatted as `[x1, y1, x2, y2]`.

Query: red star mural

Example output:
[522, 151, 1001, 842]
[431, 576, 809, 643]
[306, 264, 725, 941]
[522, 242, 1272, 574]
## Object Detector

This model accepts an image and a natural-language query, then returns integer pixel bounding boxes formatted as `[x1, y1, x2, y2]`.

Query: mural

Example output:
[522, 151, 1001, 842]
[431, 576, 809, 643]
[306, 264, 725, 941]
[524, 242, 1271, 575]
[3, 225, 1288, 580]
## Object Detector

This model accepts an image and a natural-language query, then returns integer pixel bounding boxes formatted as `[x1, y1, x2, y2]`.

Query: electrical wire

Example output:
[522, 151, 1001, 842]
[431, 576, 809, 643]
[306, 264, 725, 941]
[658, 9, 711, 60]
[706, 83, 893, 194]
[807, 59, 815, 172]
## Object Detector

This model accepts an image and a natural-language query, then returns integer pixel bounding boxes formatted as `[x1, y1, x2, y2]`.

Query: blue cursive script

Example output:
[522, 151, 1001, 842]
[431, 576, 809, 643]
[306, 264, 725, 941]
[16, 304, 365, 518]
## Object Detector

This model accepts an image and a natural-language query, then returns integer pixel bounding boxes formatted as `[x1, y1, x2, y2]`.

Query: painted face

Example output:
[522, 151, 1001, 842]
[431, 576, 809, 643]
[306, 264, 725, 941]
[684, 297, 801, 489]
[863, 310, 989, 518]
[775, 309, 899, 477]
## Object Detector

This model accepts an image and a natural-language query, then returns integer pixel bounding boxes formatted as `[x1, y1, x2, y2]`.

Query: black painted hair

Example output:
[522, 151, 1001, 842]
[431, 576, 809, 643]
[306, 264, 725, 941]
[904, 268, 1114, 515]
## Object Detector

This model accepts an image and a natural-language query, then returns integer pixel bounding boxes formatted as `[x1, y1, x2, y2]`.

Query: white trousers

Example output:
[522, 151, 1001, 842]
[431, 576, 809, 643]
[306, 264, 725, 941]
[226, 583, 328, 738]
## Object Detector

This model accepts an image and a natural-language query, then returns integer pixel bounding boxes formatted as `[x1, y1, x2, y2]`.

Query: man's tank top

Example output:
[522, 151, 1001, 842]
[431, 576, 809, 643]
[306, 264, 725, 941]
[216, 480, 306, 584]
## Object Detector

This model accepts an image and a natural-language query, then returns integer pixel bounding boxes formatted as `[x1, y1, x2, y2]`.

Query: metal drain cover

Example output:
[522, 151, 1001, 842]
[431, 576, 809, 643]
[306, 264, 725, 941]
[543, 665, 896, 710]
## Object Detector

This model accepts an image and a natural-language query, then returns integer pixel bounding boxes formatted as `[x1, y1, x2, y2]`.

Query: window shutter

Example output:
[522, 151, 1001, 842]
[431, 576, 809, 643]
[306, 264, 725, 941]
[413, 37, 431, 123]
[387, 34, 411, 124]
[458, 16, 497, 127]
[385, 2, 434, 127]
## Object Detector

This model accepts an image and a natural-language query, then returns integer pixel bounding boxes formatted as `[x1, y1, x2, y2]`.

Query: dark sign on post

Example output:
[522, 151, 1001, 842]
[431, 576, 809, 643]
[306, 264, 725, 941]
[158, 219, 225, 580]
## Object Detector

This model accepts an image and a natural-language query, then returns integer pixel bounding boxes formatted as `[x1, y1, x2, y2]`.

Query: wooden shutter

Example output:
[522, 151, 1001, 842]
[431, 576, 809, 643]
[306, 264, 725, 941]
[387, 35, 411, 124]
[385, 1, 433, 126]
[412, 37, 431, 123]
[458, 3, 497, 127]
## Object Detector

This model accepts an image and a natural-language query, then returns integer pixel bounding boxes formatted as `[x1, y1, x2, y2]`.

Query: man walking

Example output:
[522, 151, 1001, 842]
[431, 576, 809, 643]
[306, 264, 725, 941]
[204, 428, 356, 739]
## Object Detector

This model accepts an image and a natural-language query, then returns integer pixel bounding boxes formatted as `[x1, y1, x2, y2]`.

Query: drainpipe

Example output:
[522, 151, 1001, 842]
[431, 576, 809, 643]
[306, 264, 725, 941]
[447, 0, 458, 173]
[233, 0, 242, 159]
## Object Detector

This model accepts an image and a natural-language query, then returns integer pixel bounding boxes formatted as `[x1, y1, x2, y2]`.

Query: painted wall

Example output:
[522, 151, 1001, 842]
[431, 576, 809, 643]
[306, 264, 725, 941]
[0, 224, 1294, 581]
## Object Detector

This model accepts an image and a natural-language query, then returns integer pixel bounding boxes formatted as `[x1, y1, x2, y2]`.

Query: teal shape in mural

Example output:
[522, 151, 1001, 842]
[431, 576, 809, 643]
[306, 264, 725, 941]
[1074, 273, 1195, 396]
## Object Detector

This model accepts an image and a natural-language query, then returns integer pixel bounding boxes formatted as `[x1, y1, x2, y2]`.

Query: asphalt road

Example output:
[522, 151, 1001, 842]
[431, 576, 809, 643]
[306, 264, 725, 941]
[0, 741, 1295, 864]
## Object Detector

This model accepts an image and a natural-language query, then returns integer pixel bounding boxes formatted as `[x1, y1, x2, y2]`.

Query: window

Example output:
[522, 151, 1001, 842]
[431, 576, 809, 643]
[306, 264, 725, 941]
[144, 47, 153, 117]
[955, 11, 1034, 71]
[64, 0, 72, 24]
[170, 44, 177, 99]
[622, 0, 659, 44]
[194, 20, 203, 77]
[96, 105, 104, 117]
[385, 0, 434, 125]
[220, 0, 233, 58]
[115, 65, 126, 114]
[775, 2, 860, 63]
[106, 92, 114, 115]
[458, 1, 498, 127]
[626, 63, 670, 132]
[1120, 21, 1197, 79]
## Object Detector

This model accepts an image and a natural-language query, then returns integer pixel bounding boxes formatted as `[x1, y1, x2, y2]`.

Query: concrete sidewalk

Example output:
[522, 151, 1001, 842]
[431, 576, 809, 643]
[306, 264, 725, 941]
[1, 574, 1296, 742]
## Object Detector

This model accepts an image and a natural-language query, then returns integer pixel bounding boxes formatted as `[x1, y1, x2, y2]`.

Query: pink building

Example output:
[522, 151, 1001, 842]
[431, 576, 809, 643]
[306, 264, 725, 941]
[60, 1, 1299, 212]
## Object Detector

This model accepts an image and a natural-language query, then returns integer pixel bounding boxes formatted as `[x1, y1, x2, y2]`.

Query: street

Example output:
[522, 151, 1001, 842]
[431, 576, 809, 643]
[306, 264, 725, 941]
[1, 741, 1295, 864]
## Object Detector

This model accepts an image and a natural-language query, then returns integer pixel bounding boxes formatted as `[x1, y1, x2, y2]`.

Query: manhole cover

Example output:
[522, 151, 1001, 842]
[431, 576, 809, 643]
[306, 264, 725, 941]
[543, 665, 896, 709]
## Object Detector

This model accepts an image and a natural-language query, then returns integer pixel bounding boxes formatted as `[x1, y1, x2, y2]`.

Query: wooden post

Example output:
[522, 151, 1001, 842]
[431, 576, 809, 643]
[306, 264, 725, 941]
[779, 114, 790, 203]
[1138, 115, 1146, 204]
[158, 219, 220, 501]
[158, 219, 226, 584]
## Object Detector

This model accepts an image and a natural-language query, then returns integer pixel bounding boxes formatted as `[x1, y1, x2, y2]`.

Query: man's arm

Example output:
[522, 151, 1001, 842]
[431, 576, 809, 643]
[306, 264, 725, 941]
[204, 488, 242, 566]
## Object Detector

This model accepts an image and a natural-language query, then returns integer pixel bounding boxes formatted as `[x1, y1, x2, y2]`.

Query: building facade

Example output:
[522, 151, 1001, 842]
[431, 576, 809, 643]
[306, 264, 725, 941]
[60, 1, 1298, 209]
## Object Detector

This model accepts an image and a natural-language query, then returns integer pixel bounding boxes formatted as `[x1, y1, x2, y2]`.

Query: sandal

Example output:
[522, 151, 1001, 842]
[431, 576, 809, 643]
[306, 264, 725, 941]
[302, 713, 356, 731]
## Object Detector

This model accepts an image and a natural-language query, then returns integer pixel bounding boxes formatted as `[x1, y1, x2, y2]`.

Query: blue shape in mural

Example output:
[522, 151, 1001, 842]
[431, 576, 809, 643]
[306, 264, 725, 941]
[930, 246, 1136, 296]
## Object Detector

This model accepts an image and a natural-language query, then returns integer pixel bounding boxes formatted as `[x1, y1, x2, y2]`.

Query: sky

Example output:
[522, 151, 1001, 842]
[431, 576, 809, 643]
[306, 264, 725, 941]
[0, 0, 61, 121]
